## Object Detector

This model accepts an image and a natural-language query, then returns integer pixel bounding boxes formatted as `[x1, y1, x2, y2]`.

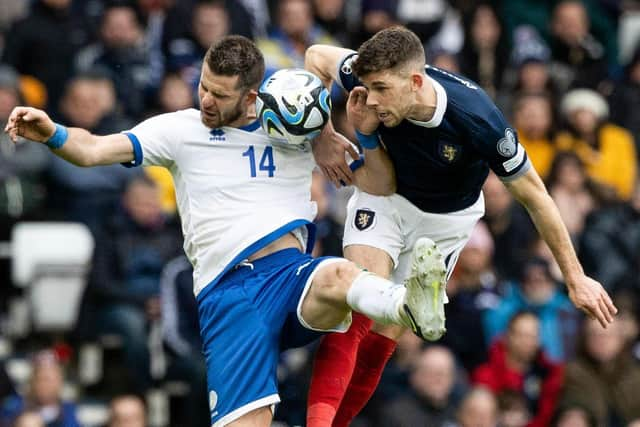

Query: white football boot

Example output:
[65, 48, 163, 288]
[401, 237, 447, 341]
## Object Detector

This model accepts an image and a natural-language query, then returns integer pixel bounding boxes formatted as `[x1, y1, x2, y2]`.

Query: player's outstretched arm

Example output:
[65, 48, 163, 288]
[4, 106, 134, 167]
[504, 168, 617, 327]
[306, 45, 360, 187]
[305, 44, 357, 89]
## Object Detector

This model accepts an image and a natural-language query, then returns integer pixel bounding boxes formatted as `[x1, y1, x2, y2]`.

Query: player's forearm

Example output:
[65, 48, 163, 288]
[354, 147, 396, 195]
[519, 192, 584, 284]
[51, 128, 133, 167]
[49, 128, 102, 166]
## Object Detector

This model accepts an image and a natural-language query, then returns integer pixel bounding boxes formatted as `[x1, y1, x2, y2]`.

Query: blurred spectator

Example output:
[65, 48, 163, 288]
[473, 312, 564, 427]
[0, 351, 80, 427]
[154, 73, 195, 115]
[441, 221, 501, 371]
[373, 330, 424, 402]
[498, 26, 559, 117]
[75, 4, 153, 119]
[549, 0, 610, 91]
[76, 175, 183, 393]
[0, 361, 14, 404]
[312, 0, 350, 46]
[611, 290, 640, 358]
[560, 318, 640, 427]
[458, 4, 508, 99]
[556, 88, 637, 201]
[456, 387, 499, 427]
[107, 394, 146, 427]
[0, 0, 28, 34]
[529, 237, 564, 284]
[160, 256, 209, 427]
[376, 346, 460, 427]
[579, 178, 640, 291]
[45, 70, 140, 234]
[484, 258, 579, 362]
[501, 0, 617, 75]
[2, 0, 90, 112]
[430, 49, 460, 73]
[350, 0, 398, 48]
[609, 47, 640, 150]
[551, 404, 597, 427]
[12, 411, 44, 427]
[165, 0, 230, 96]
[546, 152, 596, 241]
[257, 0, 340, 77]
[512, 93, 556, 179]
[497, 390, 531, 427]
[0, 64, 48, 303]
[135, 0, 177, 93]
[398, 0, 463, 54]
[482, 172, 537, 281]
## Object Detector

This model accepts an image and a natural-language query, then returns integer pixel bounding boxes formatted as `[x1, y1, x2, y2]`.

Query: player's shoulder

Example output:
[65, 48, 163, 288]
[426, 66, 501, 125]
[141, 108, 200, 126]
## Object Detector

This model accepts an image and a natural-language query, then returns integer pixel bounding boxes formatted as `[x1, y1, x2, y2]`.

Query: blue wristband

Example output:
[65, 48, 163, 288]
[46, 124, 68, 149]
[355, 130, 379, 150]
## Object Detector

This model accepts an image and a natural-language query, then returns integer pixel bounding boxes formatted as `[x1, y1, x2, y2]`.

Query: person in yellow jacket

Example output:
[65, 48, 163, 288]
[514, 93, 557, 180]
[556, 88, 637, 201]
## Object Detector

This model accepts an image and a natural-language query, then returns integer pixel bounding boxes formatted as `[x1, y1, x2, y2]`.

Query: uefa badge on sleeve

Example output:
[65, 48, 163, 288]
[497, 128, 517, 157]
[354, 209, 376, 231]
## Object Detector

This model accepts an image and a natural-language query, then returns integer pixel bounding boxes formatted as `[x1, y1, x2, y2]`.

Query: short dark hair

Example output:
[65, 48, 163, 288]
[204, 35, 265, 91]
[353, 26, 425, 78]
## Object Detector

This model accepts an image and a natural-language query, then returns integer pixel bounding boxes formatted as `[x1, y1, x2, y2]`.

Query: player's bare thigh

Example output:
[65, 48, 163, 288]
[226, 407, 272, 426]
[344, 244, 406, 340]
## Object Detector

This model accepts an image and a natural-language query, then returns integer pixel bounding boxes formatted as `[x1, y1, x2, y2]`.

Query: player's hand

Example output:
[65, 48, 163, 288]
[312, 126, 359, 188]
[567, 274, 617, 328]
[347, 87, 380, 135]
[4, 107, 56, 144]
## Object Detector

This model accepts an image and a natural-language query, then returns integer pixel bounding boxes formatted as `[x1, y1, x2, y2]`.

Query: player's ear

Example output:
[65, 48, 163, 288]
[245, 89, 258, 105]
[411, 73, 424, 91]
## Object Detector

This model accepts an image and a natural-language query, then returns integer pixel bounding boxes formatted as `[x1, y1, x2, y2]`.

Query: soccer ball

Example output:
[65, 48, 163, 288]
[256, 68, 331, 145]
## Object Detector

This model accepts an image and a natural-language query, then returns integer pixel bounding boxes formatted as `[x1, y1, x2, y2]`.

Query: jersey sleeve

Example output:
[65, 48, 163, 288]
[121, 113, 178, 168]
[470, 107, 531, 181]
[336, 51, 362, 92]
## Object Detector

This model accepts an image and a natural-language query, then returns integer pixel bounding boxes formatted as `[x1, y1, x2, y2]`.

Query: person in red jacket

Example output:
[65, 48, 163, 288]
[472, 311, 564, 427]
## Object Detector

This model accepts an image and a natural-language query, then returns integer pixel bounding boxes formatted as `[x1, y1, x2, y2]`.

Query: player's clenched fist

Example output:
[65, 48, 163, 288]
[4, 106, 56, 143]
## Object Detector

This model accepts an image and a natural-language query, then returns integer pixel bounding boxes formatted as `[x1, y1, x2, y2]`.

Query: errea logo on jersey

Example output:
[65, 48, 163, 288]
[209, 129, 226, 142]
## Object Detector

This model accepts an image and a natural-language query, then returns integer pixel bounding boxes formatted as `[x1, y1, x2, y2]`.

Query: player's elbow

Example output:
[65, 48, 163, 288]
[305, 45, 330, 77]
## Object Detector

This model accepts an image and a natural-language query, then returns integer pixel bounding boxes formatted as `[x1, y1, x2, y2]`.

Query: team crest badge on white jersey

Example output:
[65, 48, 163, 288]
[354, 209, 376, 231]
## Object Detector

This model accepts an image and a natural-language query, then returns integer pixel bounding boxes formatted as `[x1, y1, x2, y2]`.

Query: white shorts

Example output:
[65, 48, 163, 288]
[343, 190, 485, 284]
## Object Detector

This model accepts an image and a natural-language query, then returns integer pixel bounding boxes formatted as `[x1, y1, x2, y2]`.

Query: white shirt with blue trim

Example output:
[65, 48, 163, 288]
[123, 108, 318, 296]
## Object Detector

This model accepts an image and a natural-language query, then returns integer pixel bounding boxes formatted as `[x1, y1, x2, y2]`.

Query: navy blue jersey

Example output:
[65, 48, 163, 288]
[338, 53, 531, 213]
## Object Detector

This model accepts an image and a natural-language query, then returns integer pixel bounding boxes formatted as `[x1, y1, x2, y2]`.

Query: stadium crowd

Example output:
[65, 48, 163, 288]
[0, 0, 640, 426]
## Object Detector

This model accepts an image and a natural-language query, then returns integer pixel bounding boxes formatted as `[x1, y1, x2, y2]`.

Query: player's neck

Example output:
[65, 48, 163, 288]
[228, 111, 258, 129]
[407, 81, 437, 122]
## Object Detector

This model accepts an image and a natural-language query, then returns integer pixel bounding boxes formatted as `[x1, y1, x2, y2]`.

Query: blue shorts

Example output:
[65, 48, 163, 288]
[197, 248, 349, 426]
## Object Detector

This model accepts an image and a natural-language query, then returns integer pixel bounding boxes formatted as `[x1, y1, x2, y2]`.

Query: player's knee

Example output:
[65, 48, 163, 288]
[313, 260, 362, 302]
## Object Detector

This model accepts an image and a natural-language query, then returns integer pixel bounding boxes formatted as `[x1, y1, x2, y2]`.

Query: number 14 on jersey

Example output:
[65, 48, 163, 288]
[242, 146, 276, 177]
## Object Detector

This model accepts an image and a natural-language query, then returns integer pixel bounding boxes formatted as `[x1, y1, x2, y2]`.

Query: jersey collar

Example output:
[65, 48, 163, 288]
[407, 76, 447, 128]
[237, 120, 261, 132]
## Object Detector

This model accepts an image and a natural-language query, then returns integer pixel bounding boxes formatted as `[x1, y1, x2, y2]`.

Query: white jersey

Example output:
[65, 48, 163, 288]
[123, 109, 317, 296]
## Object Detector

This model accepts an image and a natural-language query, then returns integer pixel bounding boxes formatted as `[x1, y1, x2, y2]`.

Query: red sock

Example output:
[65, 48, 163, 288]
[307, 312, 373, 427]
[332, 331, 397, 427]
